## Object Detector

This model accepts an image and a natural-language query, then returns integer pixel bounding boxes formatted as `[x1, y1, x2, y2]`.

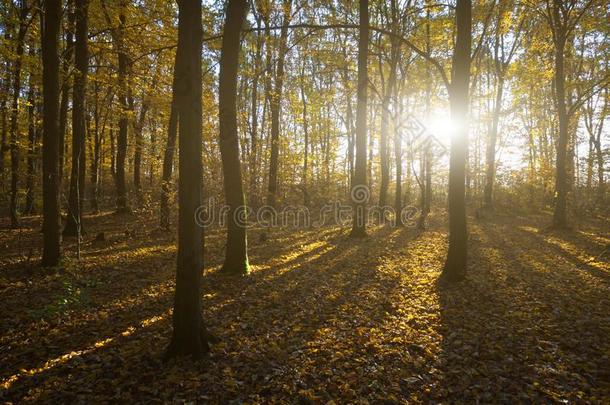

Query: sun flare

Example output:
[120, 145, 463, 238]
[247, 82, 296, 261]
[423, 112, 458, 144]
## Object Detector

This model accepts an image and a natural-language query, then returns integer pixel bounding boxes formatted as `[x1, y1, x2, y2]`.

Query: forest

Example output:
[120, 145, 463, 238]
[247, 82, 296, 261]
[0, 0, 609, 402]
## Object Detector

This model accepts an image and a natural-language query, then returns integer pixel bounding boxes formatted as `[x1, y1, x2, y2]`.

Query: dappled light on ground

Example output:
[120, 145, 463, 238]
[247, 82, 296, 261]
[1, 211, 609, 402]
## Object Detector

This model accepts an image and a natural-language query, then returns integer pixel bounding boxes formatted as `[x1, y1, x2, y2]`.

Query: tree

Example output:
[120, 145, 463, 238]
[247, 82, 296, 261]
[58, 0, 74, 188]
[248, 4, 264, 208]
[483, 1, 523, 209]
[441, 0, 471, 281]
[132, 68, 156, 203]
[24, 43, 37, 215]
[267, 0, 292, 210]
[350, 0, 369, 238]
[378, 0, 399, 212]
[102, 0, 131, 214]
[160, 70, 178, 230]
[63, 0, 88, 237]
[166, 0, 213, 360]
[543, 0, 596, 228]
[41, 0, 62, 267]
[8, 1, 32, 227]
[0, 16, 12, 193]
[218, 0, 250, 275]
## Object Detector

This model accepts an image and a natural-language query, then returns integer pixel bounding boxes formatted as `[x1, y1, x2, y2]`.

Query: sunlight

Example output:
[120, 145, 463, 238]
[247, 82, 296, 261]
[422, 112, 459, 145]
[0, 311, 169, 390]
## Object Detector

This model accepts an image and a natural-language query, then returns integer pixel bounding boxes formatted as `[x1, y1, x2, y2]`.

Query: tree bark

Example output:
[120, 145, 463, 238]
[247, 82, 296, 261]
[9, 3, 30, 227]
[41, 0, 62, 267]
[350, 0, 369, 238]
[218, 0, 250, 275]
[300, 65, 310, 208]
[58, 0, 74, 190]
[24, 45, 37, 215]
[393, 97, 402, 223]
[266, 0, 291, 209]
[133, 94, 151, 201]
[114, 1, 130, 213]
[166, 0, 211, 361]
[160, 71, 178, 230]
[64, 0, 88, 237]
[551, 3, 568, 228]
[379, 3, 398, 210]
[0, 23, 13, 193]
[441, 0, 471, 281]
[248, 14, 263, 208]
[483, 75, 503, 209]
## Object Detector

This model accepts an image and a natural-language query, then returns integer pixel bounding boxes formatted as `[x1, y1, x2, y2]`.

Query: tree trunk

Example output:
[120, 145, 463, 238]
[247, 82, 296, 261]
[64, 0, 88, 237]
[394, 95, 402, 224]
[593, 91, 606, 205]
[115, 1, 130, 213]
[0, 23, 13, 193]
[248, 16, 263, 208]
[110, 127, 116, 178]
[441, 0, 471, 281]
[300, 65, 310, 208]
[166, 0, 211, 360]
[483, 75, 504, 209]
[41, 0, 62, 267]
[551, 10, 568, 228]
[379, 41, 397, 210]
[58, 0, 74, 190]
[25, 46, 37, 215]
[418, 10, 432, 230]
[90, 85, 110, 213]
[148, 116, 156, 187]
[133, 95, 151, 201]
[266, 0, 291, 209]
[9, 5, 30, 227]
[160, 69, 178, 230]
[218, 0, 250, 275]
[350, 0, 369, 238]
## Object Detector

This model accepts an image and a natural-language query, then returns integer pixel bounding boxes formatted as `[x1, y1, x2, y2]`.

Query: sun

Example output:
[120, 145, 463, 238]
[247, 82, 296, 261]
[423, 112, 458, 145]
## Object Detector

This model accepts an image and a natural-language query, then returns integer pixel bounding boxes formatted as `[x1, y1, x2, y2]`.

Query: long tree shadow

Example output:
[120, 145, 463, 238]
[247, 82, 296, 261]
[2, 224, 417, 402]
[0, 247, 178, 384]
[191, 225, 426, 401]
[436, 215, 610, 402]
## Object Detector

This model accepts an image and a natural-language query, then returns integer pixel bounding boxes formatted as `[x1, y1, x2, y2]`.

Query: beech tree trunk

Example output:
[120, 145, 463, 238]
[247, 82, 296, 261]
[394, 94, 403, 224]
[442, 0, 471, 281]
[483, 76, 503, 209]
[350, 0, 369, 238]
[248, 15, 263, 208]
[133, 94, 151, 201]
[378, 4, 398, 210]
[64, 0, 88, 237]
[166, 0, 211, 360]
[58, 0, 74, 189]
[218, 0, 250, 275]
[267, 0, 291, 209]
[300, 65, 310, 208]
[41, 0, 62, 267]
[9, 4, 30, 227]
[551, 9, 568, 228]
[160, 71, 178, 230]
[1, 24, 13, 193]
[115, 1, 130, 213]
[24, 46, 37, 215]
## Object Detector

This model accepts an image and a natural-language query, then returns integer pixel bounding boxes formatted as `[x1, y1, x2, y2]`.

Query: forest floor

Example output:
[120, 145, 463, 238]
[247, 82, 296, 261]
[1, 207, 609, 403]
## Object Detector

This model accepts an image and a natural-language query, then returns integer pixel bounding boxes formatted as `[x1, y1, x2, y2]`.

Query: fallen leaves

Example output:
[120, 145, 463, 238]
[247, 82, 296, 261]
[0, 211, 609, 402]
